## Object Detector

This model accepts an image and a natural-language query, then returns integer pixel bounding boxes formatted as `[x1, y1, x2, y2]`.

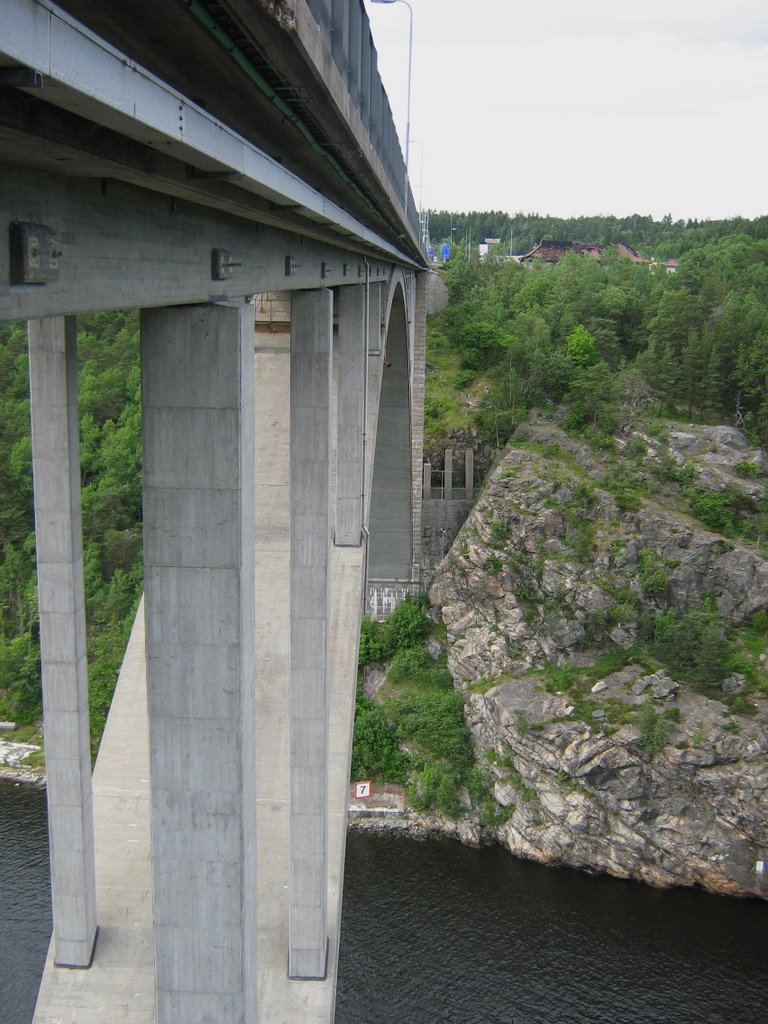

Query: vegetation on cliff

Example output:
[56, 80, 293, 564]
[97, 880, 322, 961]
[355, 599, 496, 821]
[424, 226, 768, 467]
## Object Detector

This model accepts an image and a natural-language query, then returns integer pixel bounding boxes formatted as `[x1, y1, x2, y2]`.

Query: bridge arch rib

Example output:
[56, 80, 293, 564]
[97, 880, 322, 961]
[368, 277, 413, 584]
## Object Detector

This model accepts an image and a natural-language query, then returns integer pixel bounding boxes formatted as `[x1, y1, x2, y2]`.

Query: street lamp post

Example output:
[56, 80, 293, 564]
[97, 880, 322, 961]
[370, 0, 413, 207]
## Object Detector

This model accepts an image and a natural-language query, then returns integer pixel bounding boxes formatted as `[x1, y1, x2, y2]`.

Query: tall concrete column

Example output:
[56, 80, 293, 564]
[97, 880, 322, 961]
[444, 449, 454, 501]
[465, 448, 474, 500]
[289, 288, 332, 979]
[141, 302, 256, 1024]
[28, 316, 97, 969]
[423, 461, 432, 500]
[335, 284, 365, 546]
[367, 280, 382, 354]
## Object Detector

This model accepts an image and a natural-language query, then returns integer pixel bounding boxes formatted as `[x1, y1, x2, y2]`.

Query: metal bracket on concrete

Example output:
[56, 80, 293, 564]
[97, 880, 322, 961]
[186, 167, 244, 182]
[9, 222, 60, 285]
[0, 67, 43, 88]
[211, 247, 242, 280]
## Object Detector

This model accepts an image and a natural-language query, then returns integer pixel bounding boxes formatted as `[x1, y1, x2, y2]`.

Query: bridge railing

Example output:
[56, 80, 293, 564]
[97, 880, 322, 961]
[306, 0, 420, 242]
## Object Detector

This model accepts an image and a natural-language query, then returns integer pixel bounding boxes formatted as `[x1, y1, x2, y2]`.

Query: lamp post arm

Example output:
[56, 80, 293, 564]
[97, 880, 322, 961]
[403, 0, 412, 173]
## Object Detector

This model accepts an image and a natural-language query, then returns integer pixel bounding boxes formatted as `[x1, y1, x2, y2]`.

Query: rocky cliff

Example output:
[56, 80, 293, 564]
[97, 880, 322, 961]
[428, 417, 768, 899]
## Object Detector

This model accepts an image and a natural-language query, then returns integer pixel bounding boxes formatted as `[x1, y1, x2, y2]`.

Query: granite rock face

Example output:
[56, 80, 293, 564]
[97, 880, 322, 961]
[467, 673, 768, 898]
[428, 420, 768, 898]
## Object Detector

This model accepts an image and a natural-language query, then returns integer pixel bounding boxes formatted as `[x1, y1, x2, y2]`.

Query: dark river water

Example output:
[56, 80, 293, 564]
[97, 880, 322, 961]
[0, 782, 51, 1024]
[2, 784, 766, 1024]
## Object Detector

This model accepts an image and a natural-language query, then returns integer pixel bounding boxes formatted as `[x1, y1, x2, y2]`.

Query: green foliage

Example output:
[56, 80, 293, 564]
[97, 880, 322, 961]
[638, 702, 671, 757]
[452, 369, 475, 390]
[407, 761, 463, 817]
[387, 645, 430, 683]
[641, 568, 669, 599]
[351, 690, 408, 784]
[353, 599, 474, 817]
[601, 466, 643, 512]
[358, 616, 383, 666]
[565, 325, 600, 367]
[735, 459, 760, 478]
[514, 580, 539, 602]
[731, 696, 749, 715]
[389, 691, 474, 776]
[381, 598, 429, 658]
[688, 487, 746, 535]
[514, 709, 532, 735]
[652, 608, 734, 688]
[484, 555, 503, 576]
[490, 519, 509, 546]
[387, 645, 455, 692]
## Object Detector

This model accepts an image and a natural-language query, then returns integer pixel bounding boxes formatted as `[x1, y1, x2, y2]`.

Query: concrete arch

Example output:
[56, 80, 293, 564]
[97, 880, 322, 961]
[368, 275, 414, 583]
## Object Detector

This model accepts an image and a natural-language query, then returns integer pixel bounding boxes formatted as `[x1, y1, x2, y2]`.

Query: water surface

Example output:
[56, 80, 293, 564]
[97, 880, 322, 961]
[0, 781, 51, 1024]
[3, 791, 767, 1024]
[336, 832, 768, 1024]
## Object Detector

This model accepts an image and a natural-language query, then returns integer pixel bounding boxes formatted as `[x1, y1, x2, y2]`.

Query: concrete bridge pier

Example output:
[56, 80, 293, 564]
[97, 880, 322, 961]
[140, 301, 257, 1023]
[289, 288, 333, 980]
[28, 315, 98, 970]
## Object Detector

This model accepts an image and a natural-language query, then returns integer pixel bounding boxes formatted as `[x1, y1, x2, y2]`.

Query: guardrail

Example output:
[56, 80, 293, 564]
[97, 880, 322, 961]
[306, 0, 419, 242]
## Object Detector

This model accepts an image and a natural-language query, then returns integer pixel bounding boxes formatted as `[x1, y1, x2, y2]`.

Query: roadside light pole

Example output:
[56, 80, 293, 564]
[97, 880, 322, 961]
[370, 0, 413, 207]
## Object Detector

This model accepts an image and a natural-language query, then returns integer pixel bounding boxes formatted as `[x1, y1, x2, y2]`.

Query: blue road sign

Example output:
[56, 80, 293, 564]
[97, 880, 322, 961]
[440, 242, 451, 261]
[427, 245, 435, 261]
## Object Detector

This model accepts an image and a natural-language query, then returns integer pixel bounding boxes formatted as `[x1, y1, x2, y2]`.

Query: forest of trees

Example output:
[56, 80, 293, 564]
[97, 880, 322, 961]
[428, 210, 768, 262]
[428, 229, 768, 452]
[0, 311, 142, 750]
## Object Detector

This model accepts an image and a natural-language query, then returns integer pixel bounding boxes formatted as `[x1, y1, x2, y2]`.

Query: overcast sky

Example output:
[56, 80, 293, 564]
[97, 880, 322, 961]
[365, 0, 768, 221]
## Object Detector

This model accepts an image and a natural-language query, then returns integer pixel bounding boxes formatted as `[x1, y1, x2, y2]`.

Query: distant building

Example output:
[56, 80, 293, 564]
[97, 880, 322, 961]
[519, 239, 605, 264]
[519, 239, 651, 267]
[665, 258, 679, 273]
[616, 242, 645, 264]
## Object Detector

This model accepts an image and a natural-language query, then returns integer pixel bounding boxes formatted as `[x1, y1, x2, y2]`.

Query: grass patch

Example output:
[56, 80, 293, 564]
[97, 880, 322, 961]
[2, 723, 42, 744]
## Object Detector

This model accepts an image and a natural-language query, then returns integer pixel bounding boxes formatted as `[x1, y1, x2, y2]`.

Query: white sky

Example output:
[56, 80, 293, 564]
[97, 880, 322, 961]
[364, 0, 768, 220]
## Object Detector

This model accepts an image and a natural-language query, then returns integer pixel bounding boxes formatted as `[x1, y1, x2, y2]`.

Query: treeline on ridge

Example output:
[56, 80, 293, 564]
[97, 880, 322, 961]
[427, 230, 768, 452]
[428, 210, 768, 262]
